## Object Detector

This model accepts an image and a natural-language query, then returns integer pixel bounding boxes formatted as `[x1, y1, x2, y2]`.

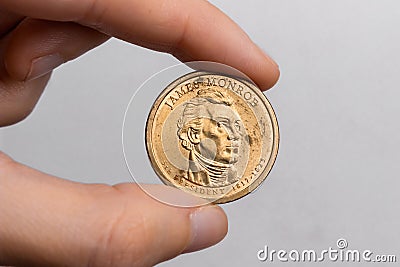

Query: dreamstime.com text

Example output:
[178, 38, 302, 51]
[257, 239, 396, 263]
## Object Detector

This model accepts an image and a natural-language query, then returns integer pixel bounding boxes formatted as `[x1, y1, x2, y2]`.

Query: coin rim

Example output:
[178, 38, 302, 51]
[145, 70, 279, 204]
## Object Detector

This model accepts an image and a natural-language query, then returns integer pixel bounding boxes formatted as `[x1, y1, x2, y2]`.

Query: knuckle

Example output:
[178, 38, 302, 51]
[0, 107, 33, 126]
[0, 78, 49, 127]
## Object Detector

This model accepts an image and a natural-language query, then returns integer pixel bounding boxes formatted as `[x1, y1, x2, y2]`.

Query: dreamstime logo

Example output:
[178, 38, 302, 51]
[336, 238, 348, 249]
[257, 238, 397, 263]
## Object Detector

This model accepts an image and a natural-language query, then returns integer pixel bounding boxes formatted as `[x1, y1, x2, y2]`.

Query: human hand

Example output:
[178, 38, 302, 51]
[0, 0, 280, 266]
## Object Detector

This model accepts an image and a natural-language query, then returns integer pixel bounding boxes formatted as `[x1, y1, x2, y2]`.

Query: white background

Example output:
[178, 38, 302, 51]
[1, 1, 399, 266]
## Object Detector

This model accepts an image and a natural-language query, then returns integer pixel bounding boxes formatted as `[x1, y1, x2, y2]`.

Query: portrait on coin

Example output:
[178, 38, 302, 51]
[177, 88, 246, 187]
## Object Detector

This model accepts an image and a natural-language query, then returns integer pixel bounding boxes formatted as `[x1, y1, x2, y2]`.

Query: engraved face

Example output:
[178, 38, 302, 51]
[177, 90, 243, 164]
[177, 89, 244, 187]
[197, 103, 242, 164]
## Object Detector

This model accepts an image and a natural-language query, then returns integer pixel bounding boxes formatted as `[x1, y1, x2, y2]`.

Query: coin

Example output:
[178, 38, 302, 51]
[146, 71, 279, 203]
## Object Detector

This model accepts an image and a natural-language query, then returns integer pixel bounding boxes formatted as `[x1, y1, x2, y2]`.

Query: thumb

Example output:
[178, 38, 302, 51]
[0, 152, 228, 267]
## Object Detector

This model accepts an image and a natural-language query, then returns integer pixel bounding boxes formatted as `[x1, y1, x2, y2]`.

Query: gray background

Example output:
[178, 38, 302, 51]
[1, 0, 399, 266]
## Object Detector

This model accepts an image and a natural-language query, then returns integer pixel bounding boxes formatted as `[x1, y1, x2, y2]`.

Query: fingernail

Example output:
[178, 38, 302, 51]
[25, 54, 64, 81]
[184, 206, 228, 253]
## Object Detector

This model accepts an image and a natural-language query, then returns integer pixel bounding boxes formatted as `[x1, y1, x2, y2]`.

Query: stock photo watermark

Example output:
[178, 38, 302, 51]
[257, 238, 397, 263]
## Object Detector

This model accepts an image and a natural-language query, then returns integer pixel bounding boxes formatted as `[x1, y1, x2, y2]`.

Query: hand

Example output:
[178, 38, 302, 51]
[0, 0, 280, 266]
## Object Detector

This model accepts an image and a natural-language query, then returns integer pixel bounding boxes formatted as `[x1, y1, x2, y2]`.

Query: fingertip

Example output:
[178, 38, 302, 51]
[259, 64, 280, 91]
[250, 43, 280, 91]
[183, 205, 228, 253]
[99, 183, 228, 264]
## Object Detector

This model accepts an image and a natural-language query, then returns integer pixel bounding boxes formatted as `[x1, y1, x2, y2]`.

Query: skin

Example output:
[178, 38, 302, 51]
[0, 0, 280, 266]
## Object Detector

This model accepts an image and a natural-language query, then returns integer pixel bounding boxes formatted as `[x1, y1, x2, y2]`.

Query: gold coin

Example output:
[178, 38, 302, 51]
[146, 71, 279, 203]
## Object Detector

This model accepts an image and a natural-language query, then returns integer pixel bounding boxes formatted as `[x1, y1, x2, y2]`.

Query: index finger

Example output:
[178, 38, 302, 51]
[0, 0, 279, 90]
